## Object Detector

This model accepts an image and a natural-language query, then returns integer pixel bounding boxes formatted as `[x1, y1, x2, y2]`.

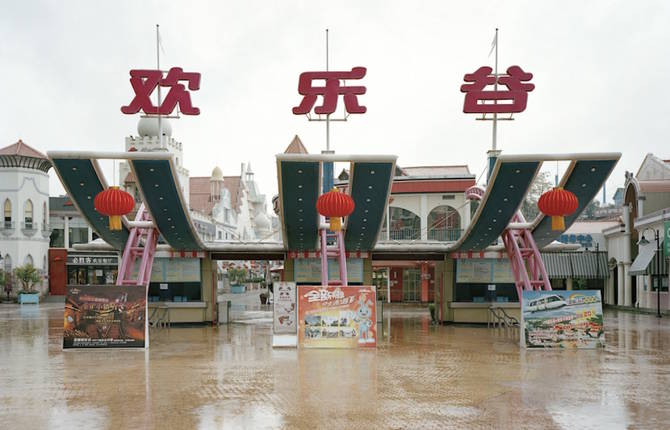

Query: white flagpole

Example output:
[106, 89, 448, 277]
[156, 24, 163, 148]
[326, 28, 330, 152]
[492, 28, 498, 152]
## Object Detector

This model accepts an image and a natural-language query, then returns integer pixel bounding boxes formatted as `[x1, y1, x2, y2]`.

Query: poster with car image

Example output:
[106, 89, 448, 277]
[273, 282, 296, 334]
[297, 285, 376, 348]
[521, 290, 604, 349]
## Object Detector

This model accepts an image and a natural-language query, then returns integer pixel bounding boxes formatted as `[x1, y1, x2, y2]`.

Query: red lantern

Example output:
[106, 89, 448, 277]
[94, 186, 135, 231]
[538, 187, 579, 231]
[316, 188, 355, 231]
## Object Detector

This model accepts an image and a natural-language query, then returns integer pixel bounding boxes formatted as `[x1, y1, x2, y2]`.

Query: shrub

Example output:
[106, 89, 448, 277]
[14, 264, 41, 294]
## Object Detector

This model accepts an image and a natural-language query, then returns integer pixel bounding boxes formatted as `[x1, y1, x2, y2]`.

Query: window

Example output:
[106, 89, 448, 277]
[387, 207, 421, 240]
[3, 254, 11, 272]
[24, 254, 33, 266]
[42, 202, 47, 229]
[3, 199, 11, 228]
[24, 200, 33, 229]
[427, 205, 461, 241]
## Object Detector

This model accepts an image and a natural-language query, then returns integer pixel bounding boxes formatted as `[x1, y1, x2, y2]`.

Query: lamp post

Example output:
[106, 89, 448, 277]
[638, 228, 662, 318]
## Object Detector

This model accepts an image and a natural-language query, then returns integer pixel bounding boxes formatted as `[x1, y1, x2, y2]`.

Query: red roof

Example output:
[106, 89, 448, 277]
[0, 140, 47, 159]
[284, 135, 308, 154]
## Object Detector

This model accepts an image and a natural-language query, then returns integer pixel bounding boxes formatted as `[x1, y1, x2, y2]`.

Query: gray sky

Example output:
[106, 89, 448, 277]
[2, 1, 668, 206]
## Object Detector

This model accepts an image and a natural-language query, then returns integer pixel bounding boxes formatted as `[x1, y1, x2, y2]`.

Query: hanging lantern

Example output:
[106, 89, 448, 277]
[538, 187, 579, 231]
[316, 188, 355, 231]
[94, 186, 135, 231]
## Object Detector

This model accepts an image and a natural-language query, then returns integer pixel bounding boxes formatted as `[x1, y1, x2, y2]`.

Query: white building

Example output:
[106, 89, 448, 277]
[604, 153, 670, 310]
[121, 117, 277, 243]
[120, 117, 190, 202]
[0, 140, 51, 293]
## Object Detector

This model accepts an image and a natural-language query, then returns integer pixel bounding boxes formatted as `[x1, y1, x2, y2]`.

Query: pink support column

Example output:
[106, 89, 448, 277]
[320, 229, 328, 286]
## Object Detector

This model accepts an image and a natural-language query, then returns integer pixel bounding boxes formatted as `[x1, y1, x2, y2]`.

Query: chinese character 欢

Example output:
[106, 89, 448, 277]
[121, 67, 201, 116]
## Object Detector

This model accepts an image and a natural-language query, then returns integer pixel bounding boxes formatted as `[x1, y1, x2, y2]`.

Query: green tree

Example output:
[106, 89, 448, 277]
[521, 171, 553, 221]
[14, 264, 41, 294]
[580, 199, 601, 220]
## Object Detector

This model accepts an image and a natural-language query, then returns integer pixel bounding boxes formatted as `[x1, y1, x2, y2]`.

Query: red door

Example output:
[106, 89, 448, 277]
[48, 249, 67, 295]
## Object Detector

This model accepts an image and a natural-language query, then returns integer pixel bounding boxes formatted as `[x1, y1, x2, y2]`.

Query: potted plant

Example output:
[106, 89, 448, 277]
[229, 267, 247, 294]
[14, 263, 41, 304]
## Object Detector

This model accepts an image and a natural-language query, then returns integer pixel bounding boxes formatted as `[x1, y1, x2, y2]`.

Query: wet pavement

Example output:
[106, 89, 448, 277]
[1, 304, 669, 429]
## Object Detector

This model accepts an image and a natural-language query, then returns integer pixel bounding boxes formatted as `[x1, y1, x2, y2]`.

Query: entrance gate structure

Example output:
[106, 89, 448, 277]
[49, 150, 620, 317]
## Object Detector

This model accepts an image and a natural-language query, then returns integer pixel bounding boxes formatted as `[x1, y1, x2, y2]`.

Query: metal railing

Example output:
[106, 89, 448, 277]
[1, 221, 14, 230]
[379, 228, 463, 242]
[488, 306, 519, 337]
[427, 228, 463, 242]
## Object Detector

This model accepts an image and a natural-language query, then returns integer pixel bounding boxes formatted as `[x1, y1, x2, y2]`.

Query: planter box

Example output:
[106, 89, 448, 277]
[231, 285, 246, 294]
[18, 293, 40, 304]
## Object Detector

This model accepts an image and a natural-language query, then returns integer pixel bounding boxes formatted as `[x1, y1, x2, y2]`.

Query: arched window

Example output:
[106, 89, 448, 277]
[4, 254, 12, 272]
[427, 205, 461, 241]
[388, 207, 421, 240]
[43, 255, 47, 271]
[42, 202, 47, 229]
[24, 254, 33, 266]
[24, 200, 33, 229]
[3, 199, 11, 228]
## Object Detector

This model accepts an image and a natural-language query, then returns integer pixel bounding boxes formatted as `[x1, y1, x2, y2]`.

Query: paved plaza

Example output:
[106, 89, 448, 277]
[1, 304, 669, 429]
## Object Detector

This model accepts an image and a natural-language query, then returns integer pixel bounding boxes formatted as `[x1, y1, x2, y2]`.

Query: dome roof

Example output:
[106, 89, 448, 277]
[211, 166, 223, 181]
[254, 212, 271, 230]
[137, 117, 172, 137]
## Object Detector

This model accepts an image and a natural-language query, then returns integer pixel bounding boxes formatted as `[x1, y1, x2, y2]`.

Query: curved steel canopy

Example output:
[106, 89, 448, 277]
[48, 151, 619, 256]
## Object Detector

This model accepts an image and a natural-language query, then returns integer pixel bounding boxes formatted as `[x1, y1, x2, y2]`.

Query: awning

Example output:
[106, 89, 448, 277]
[630, 236, 666, 276]
[540, 252, 609, 279]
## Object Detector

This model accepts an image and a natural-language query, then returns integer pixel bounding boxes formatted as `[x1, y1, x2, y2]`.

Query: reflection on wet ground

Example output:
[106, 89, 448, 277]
[1, 304, 669, 429]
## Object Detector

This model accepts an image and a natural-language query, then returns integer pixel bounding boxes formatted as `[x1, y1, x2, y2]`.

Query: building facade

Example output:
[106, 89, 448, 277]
[0, 140, 52, 295]
[604, 153, 670, 310]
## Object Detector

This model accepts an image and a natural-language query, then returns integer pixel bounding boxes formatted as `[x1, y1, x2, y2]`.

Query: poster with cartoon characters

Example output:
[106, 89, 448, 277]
[297, 286, 376, 348]
[273, 282, 297, 334]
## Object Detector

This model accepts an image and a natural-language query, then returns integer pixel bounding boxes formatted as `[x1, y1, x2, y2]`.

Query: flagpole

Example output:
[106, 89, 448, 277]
[156, 24, 163, 148]
[322, 28, 334, 193]
[492, 27, 498, 152]
[486, 28, 500, 184]
[326, 28, 330, 152]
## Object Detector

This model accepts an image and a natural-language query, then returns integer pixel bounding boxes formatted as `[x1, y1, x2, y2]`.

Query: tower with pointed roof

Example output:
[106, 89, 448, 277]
[0, 139, 52, 296]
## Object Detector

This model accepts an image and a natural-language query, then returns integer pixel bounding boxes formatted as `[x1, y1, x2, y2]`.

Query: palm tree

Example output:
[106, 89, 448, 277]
[14, 264, 41, 294]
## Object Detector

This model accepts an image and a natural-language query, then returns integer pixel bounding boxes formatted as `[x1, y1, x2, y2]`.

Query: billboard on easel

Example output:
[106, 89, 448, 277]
[298, 285, 376, 348]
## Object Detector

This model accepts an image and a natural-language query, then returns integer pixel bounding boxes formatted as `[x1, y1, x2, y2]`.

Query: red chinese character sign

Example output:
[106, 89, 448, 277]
[461, 65, 534, 114]
[293, 67, 367, 115]
[121, 67, 201, 115]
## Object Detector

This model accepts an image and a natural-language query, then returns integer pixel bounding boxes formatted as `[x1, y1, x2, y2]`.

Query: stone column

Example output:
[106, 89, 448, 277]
[420, 195, 428, 241]
[87, 227, 93, 243]
[617, 262, 625, 306]
[624, 263, 632, 307]
[607, 271, 615, 305]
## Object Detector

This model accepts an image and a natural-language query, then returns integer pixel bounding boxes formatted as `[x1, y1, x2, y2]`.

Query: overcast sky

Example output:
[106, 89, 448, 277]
[2, 1, 668, 207]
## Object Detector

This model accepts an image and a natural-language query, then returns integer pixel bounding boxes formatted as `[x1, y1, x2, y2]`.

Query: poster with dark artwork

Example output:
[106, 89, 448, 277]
[63, 285, 147, 348]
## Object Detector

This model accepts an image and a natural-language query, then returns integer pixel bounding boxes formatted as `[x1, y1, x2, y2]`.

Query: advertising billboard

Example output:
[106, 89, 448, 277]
[63, 285, 147, 349]
[521, 290, 604, 349]
[273, 282, 297, 335]
[297, 285, 376, 348]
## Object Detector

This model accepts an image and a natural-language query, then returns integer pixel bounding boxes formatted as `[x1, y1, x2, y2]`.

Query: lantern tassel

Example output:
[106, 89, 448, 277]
[109, 215, 122, 231]
[329, 217, 342, 231]
[551, 216, 565, 231]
